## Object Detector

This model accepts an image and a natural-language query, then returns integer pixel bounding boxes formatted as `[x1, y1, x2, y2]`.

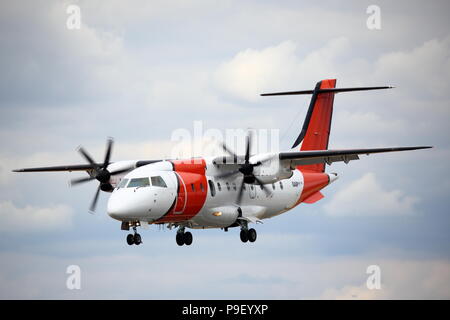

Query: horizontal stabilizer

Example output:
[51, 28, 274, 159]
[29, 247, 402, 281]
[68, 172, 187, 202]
[260, 86, 393, 96]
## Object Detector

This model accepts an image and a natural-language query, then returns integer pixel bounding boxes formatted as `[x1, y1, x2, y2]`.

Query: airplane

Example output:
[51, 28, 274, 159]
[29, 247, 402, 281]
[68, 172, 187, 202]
[13, 79, 431, 246]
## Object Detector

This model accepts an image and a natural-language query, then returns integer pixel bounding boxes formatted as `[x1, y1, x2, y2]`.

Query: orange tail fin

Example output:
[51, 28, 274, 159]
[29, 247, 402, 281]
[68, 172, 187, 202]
[298, 79, 336, 172]
[260, 80, 393, 172]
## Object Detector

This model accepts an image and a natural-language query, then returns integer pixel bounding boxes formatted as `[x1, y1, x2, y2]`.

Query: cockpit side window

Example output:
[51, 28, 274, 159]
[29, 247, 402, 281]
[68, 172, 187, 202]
[117, 178, 129, 189]
[127, 177, 150, 188]
[151, 176, 167, 188]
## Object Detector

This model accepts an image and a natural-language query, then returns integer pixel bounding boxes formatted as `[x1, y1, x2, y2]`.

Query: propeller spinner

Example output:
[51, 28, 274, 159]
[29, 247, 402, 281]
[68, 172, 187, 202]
[216, 131, 272, 205]
[70, 138, 133, 213]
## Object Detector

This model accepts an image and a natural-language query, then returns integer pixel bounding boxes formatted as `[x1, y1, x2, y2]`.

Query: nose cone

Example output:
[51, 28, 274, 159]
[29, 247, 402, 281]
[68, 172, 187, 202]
[107, 193, 129, 220]
[107, 189, 153, 220]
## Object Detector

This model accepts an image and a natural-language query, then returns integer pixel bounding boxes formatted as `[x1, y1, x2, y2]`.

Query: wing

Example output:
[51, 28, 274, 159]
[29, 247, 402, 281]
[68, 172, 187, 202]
[279, 146, 432, 167]
[12, 160, 161, 173]
[12, 164, 102, 172]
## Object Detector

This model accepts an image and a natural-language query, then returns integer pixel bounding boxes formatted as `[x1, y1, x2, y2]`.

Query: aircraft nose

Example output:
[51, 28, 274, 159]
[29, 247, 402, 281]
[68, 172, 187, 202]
[107, 189, 152, 220]
[107, 192, 129, 220]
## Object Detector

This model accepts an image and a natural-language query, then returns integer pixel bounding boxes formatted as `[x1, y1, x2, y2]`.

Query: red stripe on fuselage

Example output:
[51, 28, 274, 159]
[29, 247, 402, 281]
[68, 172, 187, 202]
[155, 158, 208, 223]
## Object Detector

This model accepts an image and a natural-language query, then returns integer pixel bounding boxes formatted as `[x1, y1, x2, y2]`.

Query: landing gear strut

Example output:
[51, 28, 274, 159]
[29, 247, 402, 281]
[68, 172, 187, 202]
[176, 227, 193, 246]
[127, 226, 142, 246]
[239, 221, 257, 243]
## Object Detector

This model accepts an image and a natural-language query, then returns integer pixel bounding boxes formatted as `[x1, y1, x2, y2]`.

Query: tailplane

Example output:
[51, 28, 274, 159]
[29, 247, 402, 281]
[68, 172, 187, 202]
[261, 79, 393, 172]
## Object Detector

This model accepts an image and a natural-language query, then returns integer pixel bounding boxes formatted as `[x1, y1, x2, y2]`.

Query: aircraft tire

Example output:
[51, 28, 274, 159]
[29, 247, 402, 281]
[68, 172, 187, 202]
[134, 233, 142, 245]
[240, 230, 249, 243]
[127, 234, 134, 245]
[176, 233, 185, 246]
[184, 232, 193, 246]
[248, 228, 257, 242]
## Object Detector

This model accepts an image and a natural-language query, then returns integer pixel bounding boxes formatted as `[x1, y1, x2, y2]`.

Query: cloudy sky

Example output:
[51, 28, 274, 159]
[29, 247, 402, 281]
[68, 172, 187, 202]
[0, 0, 449, 299]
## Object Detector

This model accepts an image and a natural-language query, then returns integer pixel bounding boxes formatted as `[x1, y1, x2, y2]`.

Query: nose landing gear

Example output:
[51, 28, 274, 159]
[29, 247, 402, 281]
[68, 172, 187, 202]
[176, 227, 193, 246]
[126, 226, 142, 246]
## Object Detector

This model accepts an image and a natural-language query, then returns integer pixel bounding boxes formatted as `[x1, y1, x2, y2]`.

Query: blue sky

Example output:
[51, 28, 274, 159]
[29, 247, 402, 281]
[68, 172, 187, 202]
[0, 0, 449, 299]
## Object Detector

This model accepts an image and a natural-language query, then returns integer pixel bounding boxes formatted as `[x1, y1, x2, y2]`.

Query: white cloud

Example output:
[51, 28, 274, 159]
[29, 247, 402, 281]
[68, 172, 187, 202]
[373, 36, 450, 99]
[319, 259, 450, 299]
[0, 201, 73, 232]
[0, 242, 449, 299]
[324, 172, 419, 216]
[213, 38, 350, 101]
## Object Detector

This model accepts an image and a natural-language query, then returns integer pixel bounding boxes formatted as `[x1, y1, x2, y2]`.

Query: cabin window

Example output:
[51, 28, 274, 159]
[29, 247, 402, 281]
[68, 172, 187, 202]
[279, 181, 284, 190]
[151, 176, 167, 188]
[226, 182, 230, 191]
[260, 184, 263, 190]
[272, 183, 275, 190]
[191, 183, 195, 191]
[217, 182, 222, 191]
[208, 180, 216, 197]
[127, 177, 150, 188]
[232, 182, 237, 191]
[117, 178, 129, 189]
[200, 183, 204, 192]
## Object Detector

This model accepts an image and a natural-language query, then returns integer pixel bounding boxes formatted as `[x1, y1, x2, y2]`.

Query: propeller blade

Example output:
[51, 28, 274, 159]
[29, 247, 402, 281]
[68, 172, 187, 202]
[245, 130, 253, 164]
[236, 180, 245, 205]
[254, 177, 272, 197]
[103, 138, 114, 170]
[220, 141, 238, 163]
[89, 186, 101, 213]
[78, 146, 99, 171]
[70, 175, 96, 186]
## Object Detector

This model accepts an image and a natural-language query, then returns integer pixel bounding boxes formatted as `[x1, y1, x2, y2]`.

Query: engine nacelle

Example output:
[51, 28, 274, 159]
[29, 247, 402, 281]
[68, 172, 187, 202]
[107, 160, 138, 187]
[251, 154, 293, 184]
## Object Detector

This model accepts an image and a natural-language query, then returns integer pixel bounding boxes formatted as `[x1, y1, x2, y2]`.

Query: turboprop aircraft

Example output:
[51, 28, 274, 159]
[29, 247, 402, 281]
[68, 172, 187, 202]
[13, 79, 431, 246]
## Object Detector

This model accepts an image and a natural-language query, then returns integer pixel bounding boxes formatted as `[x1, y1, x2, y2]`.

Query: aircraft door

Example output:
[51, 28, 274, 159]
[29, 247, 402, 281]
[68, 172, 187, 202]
[174, 173, 187, 214]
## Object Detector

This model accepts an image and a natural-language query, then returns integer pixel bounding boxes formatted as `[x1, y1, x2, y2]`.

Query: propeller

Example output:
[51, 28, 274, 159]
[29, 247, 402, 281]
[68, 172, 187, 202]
[70, 138, 134, 213]
[216, 131, 272, 204]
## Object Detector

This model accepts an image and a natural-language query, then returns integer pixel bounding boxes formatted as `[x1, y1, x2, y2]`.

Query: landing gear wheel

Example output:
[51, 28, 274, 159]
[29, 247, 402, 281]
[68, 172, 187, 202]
[184, 232, 193, 246]
[176, 233, 184, 246]
[134, 233, 142, 245]
[240, 229, 249, 243]
[126, 234, 134, 245]
[248, 228, 257, 242]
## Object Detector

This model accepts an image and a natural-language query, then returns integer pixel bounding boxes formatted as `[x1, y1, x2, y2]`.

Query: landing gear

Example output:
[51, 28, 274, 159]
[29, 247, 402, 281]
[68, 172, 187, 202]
[247, 228, 257, 242]
[134, 233, 142, 245]
[126, 234, 134, 245]
[184, 232, 193, 245]
[126, 226, 142, 246]
[176, 227, 193, 246]
[239, 221, 257, 243]
[240, 229, 248, 243]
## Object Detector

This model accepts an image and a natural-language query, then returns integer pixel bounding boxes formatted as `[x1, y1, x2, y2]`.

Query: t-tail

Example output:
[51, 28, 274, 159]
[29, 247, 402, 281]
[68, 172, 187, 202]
[261, 79, 393, 172]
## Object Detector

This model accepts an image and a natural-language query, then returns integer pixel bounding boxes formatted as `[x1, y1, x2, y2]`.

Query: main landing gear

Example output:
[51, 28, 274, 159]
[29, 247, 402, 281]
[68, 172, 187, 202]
[126, 226, 142, 246]
[176, 227, 193, 246]
[239, 221, 257, 243]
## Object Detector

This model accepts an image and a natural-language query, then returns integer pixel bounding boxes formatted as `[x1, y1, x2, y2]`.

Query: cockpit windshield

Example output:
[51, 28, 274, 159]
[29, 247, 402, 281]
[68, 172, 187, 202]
[127, 177, 150, 188]
[117, 178, 129, 189]
[151, 176, 167, 188]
